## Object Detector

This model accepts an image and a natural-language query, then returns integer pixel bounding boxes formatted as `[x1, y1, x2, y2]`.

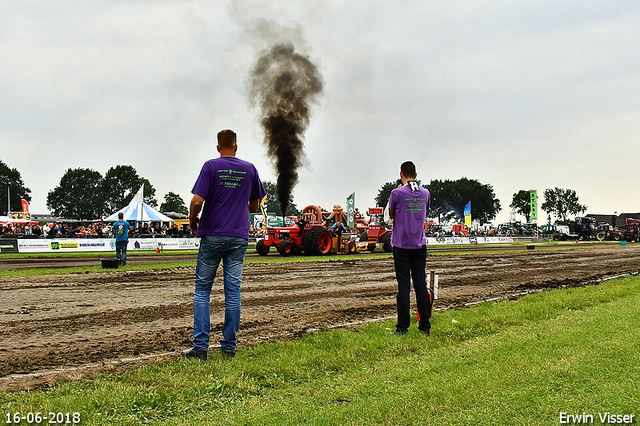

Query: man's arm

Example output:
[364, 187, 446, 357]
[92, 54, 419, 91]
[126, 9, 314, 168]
[249, 199, 260, 213]
[388, 208, 395, 219]
[189, 194, 204, 234]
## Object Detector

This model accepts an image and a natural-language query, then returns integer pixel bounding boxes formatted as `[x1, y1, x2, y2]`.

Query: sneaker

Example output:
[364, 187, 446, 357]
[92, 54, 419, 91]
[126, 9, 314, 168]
[221, 349, 236, 358]
[181, 347, 207, 362]
[394, 328, 408, 335]
[419, 328, 431, 336]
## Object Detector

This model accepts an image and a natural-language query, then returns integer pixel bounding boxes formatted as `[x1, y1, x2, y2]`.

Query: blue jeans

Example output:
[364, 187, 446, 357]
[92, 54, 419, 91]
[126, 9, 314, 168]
[393, 245, 432, 332]
[193, 235, 248, 352]
[115, 241, 128, 265]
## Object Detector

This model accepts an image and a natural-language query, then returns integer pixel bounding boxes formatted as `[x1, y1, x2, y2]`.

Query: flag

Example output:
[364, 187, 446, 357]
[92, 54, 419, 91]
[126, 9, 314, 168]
[346, 192, 355, 228]
[21, 199, 29, 213]
[464, 201, 471, 226]
[530, 190, 538, 221]
[127, 185, 144, 221]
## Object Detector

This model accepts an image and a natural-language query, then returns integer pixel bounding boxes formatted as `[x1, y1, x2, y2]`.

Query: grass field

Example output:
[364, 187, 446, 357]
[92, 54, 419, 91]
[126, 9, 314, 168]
[1, 272, 638, 425]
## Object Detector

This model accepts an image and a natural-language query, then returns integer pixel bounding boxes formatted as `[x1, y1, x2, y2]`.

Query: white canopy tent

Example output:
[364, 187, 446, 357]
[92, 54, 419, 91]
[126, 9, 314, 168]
[103, 185, 173, 223]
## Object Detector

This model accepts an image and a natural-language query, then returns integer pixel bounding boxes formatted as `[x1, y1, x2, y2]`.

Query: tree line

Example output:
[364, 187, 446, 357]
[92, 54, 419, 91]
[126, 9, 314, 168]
[1, 160, 188, 219]
[2, 159, 586, 224]
[374, 178, 586, 225]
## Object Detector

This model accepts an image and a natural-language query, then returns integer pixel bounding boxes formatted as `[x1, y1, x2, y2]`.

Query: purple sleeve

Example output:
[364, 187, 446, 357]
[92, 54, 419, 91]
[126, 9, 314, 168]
[250, 166, 266, 200]
[388, 189, 397, 211]
[191, 162, 211, 198]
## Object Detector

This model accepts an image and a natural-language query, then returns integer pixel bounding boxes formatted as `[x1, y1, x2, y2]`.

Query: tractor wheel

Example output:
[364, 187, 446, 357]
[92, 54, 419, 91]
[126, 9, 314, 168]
[304, 227, 332, 255]
[614, 234, 621, 241]
[302, 228, 315, 254]
[596, 232, 605, 242]
[256, 239, 270, 256]
[347, 240, 356, 254]
[368, 243, 377, 252]
[277, 240, 293, 257]
[380, 231, 392, 252]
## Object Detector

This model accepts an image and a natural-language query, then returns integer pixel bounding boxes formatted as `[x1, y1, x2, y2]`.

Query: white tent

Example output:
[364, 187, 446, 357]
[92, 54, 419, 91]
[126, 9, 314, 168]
[104, 184, 173, 223]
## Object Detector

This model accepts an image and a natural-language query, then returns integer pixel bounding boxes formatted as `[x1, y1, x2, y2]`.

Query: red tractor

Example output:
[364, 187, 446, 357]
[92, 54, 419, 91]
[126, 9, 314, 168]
[256, 205, 333, 256]
[361, 207, 392, 252]
[623, 218, 640, 242]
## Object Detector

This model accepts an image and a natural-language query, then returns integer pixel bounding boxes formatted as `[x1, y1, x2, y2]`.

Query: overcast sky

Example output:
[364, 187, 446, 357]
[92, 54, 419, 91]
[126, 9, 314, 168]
[2, 0, 639, 224]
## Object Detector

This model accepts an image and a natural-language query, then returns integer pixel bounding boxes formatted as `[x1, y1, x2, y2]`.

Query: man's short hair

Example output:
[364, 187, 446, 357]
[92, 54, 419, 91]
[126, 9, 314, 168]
[400, 161, 417, 179]
[118, 212, 124, 219]
[217, 129, 237, 150]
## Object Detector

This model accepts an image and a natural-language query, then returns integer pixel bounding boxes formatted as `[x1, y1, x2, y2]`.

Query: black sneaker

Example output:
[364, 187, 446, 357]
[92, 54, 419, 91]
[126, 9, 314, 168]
[181, 347, 207, 362]
[221, 349, 236, 358]
[394, 328, 408, 335]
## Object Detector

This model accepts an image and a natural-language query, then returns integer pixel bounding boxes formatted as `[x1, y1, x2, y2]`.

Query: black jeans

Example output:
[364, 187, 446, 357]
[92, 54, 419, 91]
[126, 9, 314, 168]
[393, 245, 432, 332]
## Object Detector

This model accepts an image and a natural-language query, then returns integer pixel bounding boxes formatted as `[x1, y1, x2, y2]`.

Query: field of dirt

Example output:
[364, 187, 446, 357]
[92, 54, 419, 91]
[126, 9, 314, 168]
[1, 244, 639, 390]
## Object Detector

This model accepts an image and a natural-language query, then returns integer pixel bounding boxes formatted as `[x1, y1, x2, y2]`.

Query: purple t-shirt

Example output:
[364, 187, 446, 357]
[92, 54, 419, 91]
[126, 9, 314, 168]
[191, 156, 266, 239]
[388, 182, 431, 249]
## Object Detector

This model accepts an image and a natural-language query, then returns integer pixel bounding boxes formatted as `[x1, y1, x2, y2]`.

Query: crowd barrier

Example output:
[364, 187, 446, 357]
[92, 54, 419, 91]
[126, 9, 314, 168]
[15, 237, 200, 253]
[8, 236, 522, 253]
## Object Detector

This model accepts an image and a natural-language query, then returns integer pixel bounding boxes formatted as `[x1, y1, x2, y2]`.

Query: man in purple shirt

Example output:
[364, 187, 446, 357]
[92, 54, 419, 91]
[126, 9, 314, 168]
[388, 161, 433, 335]
[182, 129, 266, 361]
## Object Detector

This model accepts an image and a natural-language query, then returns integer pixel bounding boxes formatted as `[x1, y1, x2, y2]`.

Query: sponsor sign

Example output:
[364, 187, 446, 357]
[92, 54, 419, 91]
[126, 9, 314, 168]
[0, 239, 19, 253]
[530, 190, 538, 221]
[426, 236, 514, 245]
[179, 239, 200, 249]
[13, 237, 206, 253]
[346, 192, 355, 228]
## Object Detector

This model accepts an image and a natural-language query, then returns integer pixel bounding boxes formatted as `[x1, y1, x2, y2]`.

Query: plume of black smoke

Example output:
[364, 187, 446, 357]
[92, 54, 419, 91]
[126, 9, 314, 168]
[249, 43, 323, 216]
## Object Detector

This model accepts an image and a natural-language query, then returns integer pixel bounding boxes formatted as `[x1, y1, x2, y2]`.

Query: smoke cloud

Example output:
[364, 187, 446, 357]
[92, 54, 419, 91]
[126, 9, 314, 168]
[249, 41, 323, 216]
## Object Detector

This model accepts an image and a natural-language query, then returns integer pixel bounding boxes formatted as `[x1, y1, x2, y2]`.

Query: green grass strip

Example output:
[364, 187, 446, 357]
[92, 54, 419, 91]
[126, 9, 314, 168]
[1, 276, 638, 425]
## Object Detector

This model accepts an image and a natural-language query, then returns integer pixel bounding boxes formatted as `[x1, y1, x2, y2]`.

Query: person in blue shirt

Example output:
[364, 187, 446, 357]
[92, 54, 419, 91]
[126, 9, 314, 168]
[113, 212, 130, 266]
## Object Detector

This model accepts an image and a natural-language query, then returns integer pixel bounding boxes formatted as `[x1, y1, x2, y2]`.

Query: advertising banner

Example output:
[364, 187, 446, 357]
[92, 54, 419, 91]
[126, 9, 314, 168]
[530, 190, 538, 221]
[0, 239, 19, 253]
[346, 192, 355, 228]
[16, 238, 201, 253]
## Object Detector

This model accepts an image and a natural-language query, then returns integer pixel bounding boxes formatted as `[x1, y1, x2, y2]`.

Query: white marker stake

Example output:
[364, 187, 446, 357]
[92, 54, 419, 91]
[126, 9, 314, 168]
[434, 272, 439, 300]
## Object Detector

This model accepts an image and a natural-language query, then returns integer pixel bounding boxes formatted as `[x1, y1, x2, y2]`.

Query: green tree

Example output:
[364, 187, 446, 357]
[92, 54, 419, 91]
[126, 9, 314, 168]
[541, 187, 587, 223]
[425, 177, 501, 224]
[0, 159, 32, 215]
[47, 168, 105, 219]
[160, 192, 188, 215]
[263, 181, 299, 216]
[510, 190, 532, 222]
[375, 180, 402, 208]
[103, 165, 157, 212]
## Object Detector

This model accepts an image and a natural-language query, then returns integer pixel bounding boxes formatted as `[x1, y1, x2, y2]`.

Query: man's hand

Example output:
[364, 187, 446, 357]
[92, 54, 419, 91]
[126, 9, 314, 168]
[189, 216, 199, 234]
[189, 194, 204, 235]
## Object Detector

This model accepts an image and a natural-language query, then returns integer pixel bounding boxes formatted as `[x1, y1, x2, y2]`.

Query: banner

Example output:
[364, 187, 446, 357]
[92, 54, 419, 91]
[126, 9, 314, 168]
[530, 190, 538, 221]
[464, 201, 471, 226]
[346, 192, 355, 228]
[0, 239, 19, 253]
[16, 237, 200, 253]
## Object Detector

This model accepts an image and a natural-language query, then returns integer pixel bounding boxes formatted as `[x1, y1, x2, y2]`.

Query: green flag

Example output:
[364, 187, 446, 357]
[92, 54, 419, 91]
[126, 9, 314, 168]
[346, 192, 355, 228]
[530, 190, 538, 221]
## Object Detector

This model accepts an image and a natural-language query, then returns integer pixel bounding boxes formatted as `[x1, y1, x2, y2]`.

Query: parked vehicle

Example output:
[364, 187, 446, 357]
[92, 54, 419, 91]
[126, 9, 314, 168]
[550, 217, 597, 241]
[623, 218, 640, 242]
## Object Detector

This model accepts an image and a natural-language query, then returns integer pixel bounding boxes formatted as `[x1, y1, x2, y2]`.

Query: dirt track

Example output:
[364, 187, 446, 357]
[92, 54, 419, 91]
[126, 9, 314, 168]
[1, 245, 639, 390]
